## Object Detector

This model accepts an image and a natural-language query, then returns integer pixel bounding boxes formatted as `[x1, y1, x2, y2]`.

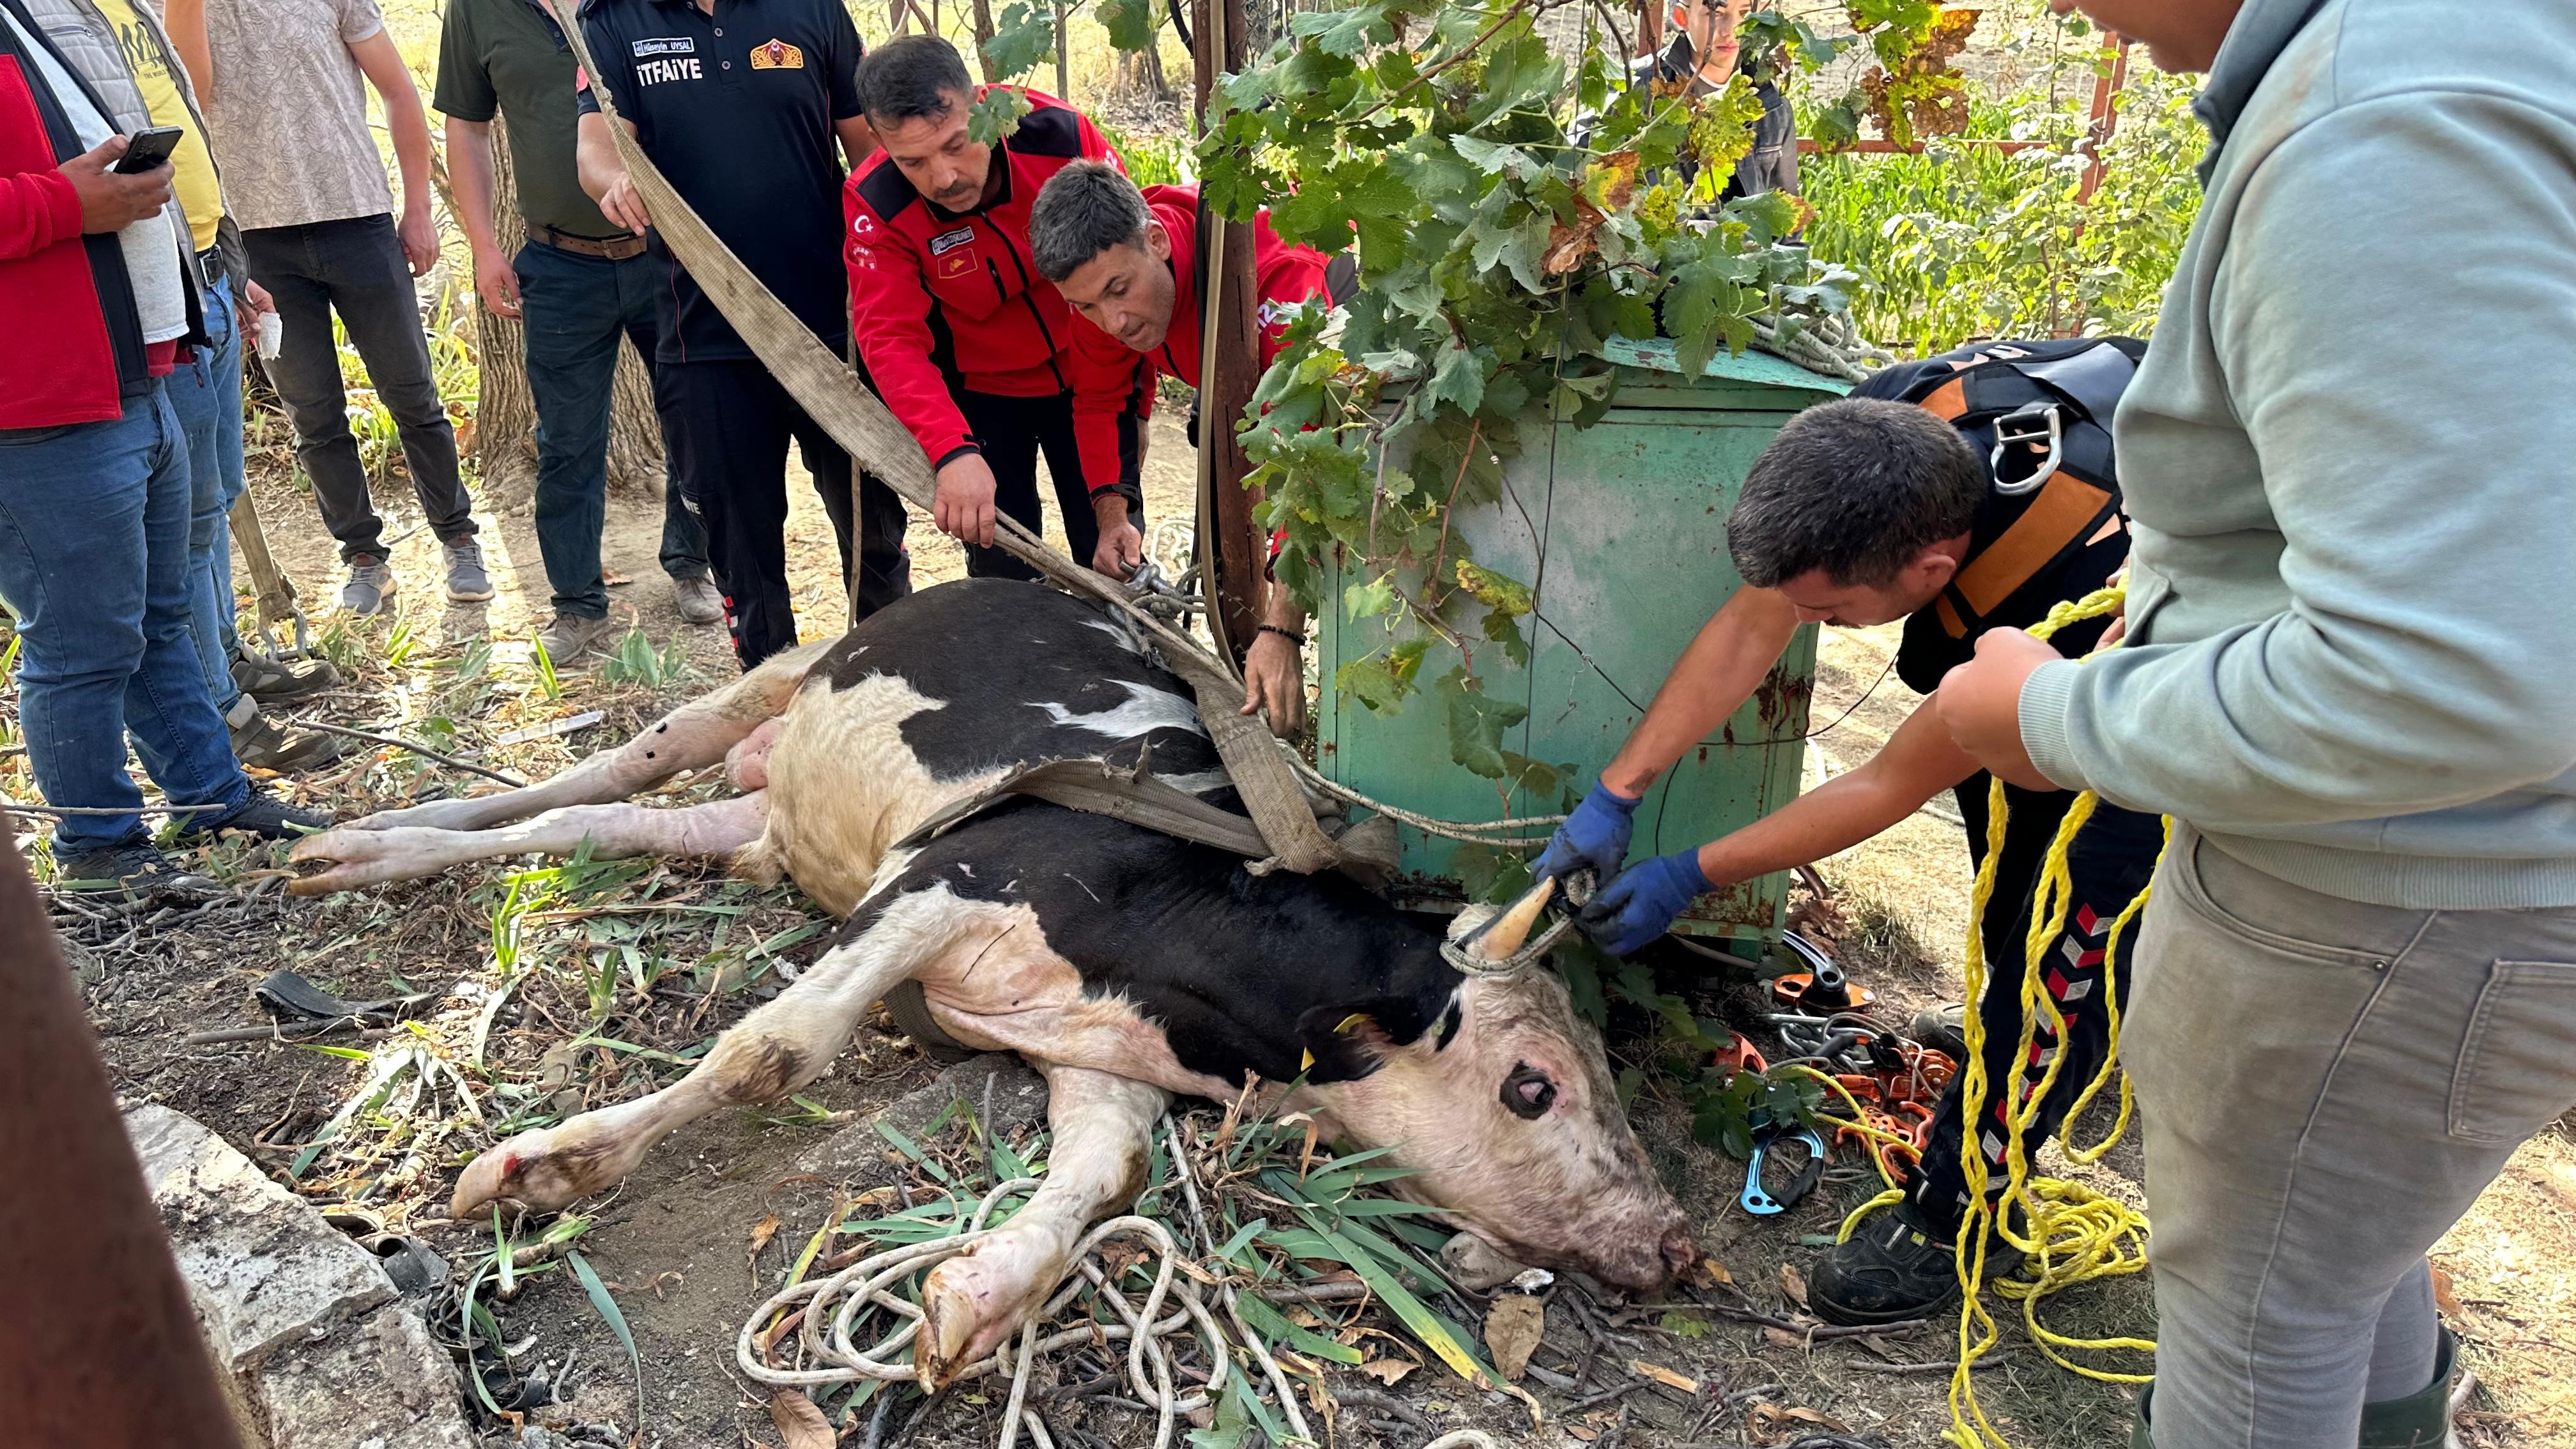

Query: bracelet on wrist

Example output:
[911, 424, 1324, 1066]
[1255, 623, 1305, 647]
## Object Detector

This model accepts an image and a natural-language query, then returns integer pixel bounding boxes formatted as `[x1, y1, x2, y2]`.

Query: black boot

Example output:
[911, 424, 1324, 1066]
[2360, 1329, 2460, 1448]
[1809, 1196, 2021, 1326]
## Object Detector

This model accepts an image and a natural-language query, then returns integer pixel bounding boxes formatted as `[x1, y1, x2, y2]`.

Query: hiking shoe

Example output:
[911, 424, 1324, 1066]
[671, 572, 724, 626]
[55, 842, 222, 898]
[1910, 1001, 1970, 1062]
[232, 652, 343, 705]
[180, 786, 330, 843]
[537, 612, 618, 668]
[342, 554, 395, 615]
[226, 697, 346, 772]
[443, 539, 494, 602]
[1809, 1197, 2018, 1326]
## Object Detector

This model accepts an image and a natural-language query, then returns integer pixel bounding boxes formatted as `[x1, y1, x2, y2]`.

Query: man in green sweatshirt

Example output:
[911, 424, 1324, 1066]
[1937, 1, 2576, 1443]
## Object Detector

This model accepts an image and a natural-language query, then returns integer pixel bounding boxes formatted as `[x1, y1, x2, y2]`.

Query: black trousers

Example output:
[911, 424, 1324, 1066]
[954, 388, 1100, 581]
[1903, 776, 2166, 1234]
[245, 215, 475, 562]
[657, 359, 910, 669]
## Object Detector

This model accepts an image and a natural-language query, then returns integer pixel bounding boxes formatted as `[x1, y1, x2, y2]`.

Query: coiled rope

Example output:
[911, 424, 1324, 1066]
[737, 1120, 1503, 1449]
[1822, 586, 2160, 1448]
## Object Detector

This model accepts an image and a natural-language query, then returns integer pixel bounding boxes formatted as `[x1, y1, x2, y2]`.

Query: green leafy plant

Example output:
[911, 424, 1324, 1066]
[595, 627, 691, 690]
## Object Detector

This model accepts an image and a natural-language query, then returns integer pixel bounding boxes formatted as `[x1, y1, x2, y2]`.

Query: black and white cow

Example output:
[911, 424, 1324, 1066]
[291, 580, 1694, 1385]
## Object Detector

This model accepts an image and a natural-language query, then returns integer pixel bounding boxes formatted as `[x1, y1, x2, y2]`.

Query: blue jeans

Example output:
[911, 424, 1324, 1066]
[167, 275, 247, 713]
[0, 385, 250, 852]
[516, 238, 708, 620]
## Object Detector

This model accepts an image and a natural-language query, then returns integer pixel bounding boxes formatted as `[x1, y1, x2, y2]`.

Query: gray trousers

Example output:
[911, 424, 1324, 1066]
[2127, 829, 2576, 1446]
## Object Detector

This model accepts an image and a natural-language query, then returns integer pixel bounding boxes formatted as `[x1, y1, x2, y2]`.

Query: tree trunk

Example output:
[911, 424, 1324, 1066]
[1114, 40, 1172, 107]
[1193, 0, 1264, 662]
[471, 116, 666, 504]
[970, 0, 998, 80]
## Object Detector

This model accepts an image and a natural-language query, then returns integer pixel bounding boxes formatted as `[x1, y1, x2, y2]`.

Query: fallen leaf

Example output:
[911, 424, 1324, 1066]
[1483, 1294, 1545, 1383]
[1763, 1326, 1806, 1349]
[1356, 1358, 1417, 1386]
[765, 1389, 834, 1449]
[1749, 1403, 1848, 1441]
[1627, 1358, 1699, 1395]
[1698, 1255, 1735, 1287]
[602, 569, 634, 586]
[1778, 1262, 1809, 1311]
[747, 1212, 781, 1273]
[2432, 1266, 2464, 1319]
[1566, 1427, 1599, 1443]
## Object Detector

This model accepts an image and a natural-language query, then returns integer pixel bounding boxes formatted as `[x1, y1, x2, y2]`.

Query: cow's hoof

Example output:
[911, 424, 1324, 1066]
[914, 1269, 984, 1391]
[288, 827, 448, 894]
[449, 1122, 627, 1220]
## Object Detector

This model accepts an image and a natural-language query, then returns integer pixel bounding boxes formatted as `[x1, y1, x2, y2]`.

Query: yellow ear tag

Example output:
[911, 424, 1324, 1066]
[1301, 1049, 1315, 1070]
[1336, 1013, 1371, 1034]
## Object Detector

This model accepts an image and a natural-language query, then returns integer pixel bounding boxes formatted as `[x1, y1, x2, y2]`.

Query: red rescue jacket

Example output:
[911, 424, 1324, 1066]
[843, 88, 1116, 470]
[1068, 185, 1333, 498]
[0, 40, 148, 429]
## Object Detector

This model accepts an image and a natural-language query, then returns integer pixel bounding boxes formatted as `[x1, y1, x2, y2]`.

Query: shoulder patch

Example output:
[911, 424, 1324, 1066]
[1008, 102, 1084, 159]
[856, 161, 921, 223]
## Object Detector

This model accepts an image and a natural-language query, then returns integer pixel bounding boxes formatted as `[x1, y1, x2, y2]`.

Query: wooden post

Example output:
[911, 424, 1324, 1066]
[1191, 0, 1264, 663]
[2075, 33, 2130, 205]
[1052, 0, 1070, 98]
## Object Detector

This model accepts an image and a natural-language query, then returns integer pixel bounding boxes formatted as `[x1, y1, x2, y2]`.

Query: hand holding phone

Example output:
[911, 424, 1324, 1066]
[112, 125, 184, 174]
[61, 135, 174, 234]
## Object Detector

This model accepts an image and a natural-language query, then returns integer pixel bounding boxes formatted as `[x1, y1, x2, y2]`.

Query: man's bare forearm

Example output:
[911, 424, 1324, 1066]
[1600, 586, 1800, 797]
[444, 118, 500, 254]
[576, 112, 625, 201]
[1696, 697, 1975, 885]
[163, 0, 213, 103]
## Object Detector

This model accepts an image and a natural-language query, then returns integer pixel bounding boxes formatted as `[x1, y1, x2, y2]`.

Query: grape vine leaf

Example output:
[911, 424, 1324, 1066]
[1453, 560, 1530, 617]
[1436, 669, 1529, 779]
[1094, 0, 1158, 52]
[982, 3, 1055, 80]
[1288, 0, 1398, 58]
[965, 86, 1032, 144]
[1345, 574, 1399, 621]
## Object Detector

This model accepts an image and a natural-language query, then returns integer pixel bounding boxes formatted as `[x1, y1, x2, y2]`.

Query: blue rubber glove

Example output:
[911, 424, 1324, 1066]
[1580, 848, 1712, 956]
[1533, 781, 1642, 885]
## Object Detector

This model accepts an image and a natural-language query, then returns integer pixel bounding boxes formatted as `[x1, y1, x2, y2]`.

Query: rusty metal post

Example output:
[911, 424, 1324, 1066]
[0, 852, 245, 1449]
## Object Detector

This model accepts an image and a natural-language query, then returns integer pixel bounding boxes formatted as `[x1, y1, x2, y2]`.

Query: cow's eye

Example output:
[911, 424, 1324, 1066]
[1501, 1064, 1556, 1120]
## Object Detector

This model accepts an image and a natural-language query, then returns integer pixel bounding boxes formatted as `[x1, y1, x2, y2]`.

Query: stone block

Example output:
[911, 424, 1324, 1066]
[254, 1304, 477, 1449]
[125, 1104, 396, 1373]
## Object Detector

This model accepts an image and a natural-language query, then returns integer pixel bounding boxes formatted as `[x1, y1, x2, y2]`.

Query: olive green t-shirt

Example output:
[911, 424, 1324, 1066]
[432, 0, 621, 238]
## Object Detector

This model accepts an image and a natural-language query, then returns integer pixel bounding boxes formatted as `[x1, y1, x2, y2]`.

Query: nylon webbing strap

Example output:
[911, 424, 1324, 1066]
[2013, 342, 2135, 425]
[890, 756, 1275, 859]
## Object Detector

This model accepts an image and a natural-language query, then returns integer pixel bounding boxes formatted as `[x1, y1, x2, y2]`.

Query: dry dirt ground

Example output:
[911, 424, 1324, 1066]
[26, 420, 2575, 1449]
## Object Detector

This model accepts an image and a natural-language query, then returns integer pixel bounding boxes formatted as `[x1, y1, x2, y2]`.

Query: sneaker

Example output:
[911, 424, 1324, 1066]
[232, 652, 343, 705]
[342, 553, 395, 615]
[1809, 1197, 2019, 1326]
[538, 612, 619, 668]
[671, 573, 725, 626]
[55, 842, 222, 898]
[443, 539, 495, 602]
[226, 697, 346, 772]
[179, 786, 330, 843]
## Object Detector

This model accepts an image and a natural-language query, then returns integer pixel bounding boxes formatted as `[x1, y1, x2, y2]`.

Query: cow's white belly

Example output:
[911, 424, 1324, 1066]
[750, 673, 1006, 916]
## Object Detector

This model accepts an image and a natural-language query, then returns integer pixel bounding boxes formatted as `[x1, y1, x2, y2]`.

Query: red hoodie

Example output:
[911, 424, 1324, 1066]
[843, 88, 1117, 470]
[0, 50, 137, 428]
[1067, 185, 1334, 498]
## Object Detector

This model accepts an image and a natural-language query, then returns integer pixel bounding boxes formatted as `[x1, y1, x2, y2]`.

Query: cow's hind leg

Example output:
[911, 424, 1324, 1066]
[916, 1065, 1171, 1389]
[335, 638, 830, 836]
[448, 886, 978, 1218]
[290, 792, 770, 896]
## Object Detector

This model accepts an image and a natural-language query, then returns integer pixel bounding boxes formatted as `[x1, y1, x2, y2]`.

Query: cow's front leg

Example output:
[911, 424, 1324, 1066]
[291, 792, 770, 895]
[332, 638, 829, 837]
[449, 889, 965, 1218]
[916, 1066, 1171, 1389]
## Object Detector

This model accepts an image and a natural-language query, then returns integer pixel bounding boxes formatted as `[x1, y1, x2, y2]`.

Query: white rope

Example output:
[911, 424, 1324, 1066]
[1280, 747, 1567, 844]
[741, 1129, 1539, 1449]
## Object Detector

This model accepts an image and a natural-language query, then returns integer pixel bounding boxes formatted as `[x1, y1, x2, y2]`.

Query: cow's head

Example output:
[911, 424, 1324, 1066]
[1297, 885, 1694, 1293]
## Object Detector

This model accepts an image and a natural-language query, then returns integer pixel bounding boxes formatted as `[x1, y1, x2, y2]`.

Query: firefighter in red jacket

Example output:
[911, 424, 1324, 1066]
[1030, 160, 1345, 737]
[843, 36, 1127, 582]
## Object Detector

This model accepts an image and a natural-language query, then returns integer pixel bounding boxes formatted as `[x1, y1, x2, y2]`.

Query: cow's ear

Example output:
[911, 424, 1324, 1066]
[1296, 997, 1429, 1084]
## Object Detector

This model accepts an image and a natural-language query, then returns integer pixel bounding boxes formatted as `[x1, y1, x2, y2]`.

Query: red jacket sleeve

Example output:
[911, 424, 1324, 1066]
[844, 185, 978, 468]
[0, 169, 80, 263]
[1252, 241, 1332, 372]
[1069, 310, 1146, 500]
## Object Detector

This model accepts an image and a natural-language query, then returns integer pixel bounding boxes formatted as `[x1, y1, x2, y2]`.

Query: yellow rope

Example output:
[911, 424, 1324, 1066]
[1931, 587, 2163, 1448]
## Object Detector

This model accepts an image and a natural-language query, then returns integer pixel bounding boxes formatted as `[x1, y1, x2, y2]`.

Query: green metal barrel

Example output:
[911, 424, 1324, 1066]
[1314, 339, 1848, 953]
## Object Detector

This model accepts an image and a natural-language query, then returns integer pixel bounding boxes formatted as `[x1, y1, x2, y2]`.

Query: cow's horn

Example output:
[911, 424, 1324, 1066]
[1478, 878, 1558, 961]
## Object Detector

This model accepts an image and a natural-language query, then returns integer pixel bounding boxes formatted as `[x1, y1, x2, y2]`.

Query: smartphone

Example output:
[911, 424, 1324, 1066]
[113, 125, 184, 174]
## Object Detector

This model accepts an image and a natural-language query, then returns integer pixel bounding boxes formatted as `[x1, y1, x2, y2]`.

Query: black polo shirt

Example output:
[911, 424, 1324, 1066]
[576, 0, 862, 363]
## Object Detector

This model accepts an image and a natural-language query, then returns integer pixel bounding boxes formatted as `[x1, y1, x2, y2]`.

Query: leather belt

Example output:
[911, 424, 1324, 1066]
[530, 224, 648, 261]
